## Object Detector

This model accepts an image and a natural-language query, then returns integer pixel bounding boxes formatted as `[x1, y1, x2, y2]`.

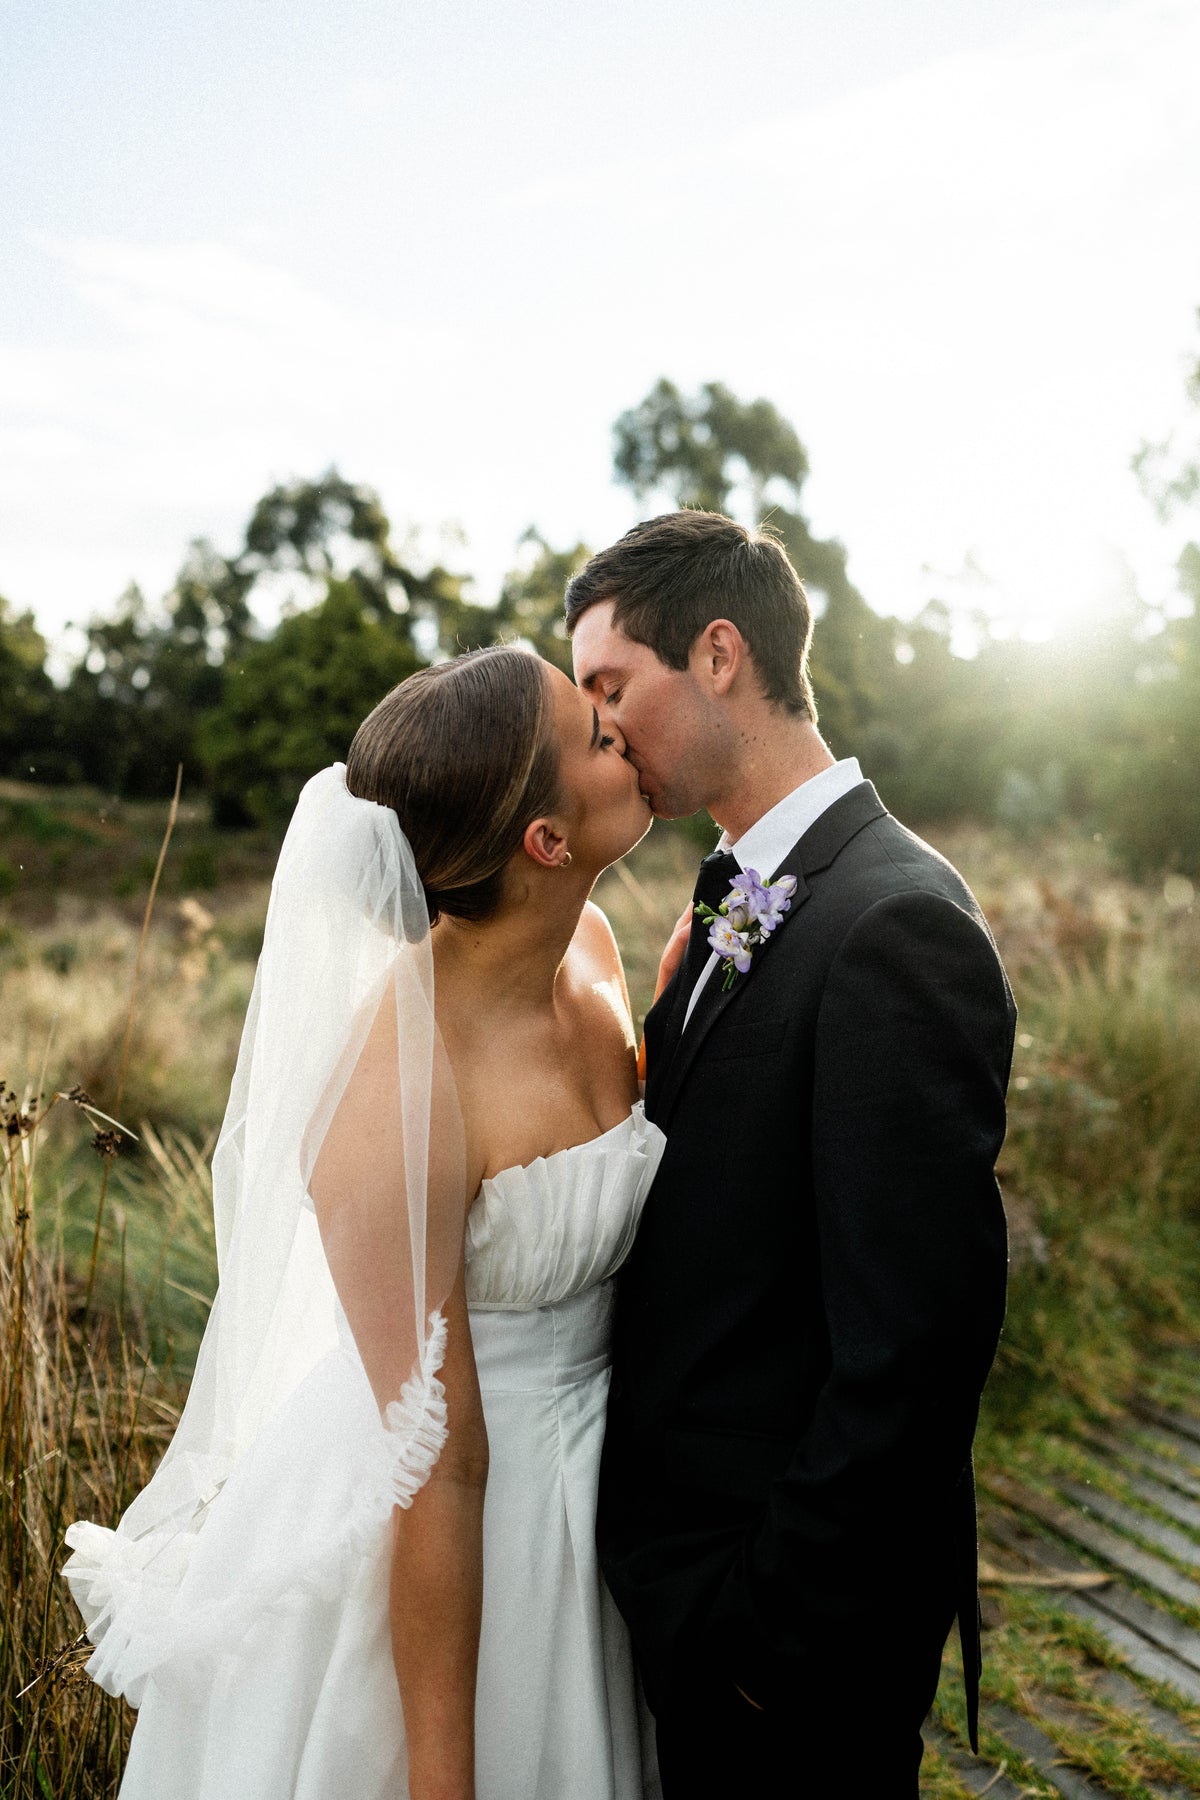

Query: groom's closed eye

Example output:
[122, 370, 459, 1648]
[591, 706, 617, 751]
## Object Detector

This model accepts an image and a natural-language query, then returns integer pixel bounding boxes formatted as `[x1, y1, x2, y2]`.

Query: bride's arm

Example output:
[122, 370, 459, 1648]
[390, 1263, 488, 1800]
[309, 985, 487, 1800]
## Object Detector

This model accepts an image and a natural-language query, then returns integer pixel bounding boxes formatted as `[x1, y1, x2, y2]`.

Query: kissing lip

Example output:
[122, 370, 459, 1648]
[622, 752, 652, 803]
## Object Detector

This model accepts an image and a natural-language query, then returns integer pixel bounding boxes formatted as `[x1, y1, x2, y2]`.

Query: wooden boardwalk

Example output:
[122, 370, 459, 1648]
[924, 1373, 1200, 1797]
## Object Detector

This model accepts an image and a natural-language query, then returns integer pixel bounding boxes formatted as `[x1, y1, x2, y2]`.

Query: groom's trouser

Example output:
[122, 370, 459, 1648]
[650, 1620, 949, 1799]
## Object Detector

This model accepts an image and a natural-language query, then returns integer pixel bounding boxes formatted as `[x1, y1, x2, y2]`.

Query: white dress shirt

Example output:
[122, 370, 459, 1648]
[682, 758, 864, 1029]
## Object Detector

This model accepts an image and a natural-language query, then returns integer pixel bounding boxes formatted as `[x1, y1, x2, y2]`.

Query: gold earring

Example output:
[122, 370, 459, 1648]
[562, 852, 572, 867]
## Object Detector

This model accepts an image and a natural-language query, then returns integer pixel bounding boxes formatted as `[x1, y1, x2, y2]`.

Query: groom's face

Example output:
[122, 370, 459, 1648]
[572, 601, 715, 819]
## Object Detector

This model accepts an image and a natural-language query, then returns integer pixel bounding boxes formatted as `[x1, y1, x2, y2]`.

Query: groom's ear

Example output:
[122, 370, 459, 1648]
[691, 619, 745, 699]
[523, 817, 570, 870]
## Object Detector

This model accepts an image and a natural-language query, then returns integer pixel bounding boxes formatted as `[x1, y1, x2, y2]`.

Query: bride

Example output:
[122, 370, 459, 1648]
[64, 645, 668, 1800]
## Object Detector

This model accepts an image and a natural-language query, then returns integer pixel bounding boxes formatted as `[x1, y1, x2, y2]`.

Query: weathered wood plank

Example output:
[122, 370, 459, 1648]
[983, 1508, 1200, 1686]
[1058, 1483, 1200, 1572]
[1133, 1402, 1200, 1453]
[1059, 1592, 1200, 1706]
[1121, 1473, 1200, 1538]
[981, 1702, 1116, 1796]
[985, 1475, 1200, 1611]
[1083, 1431, 1200, 1503]
[1089, 1667, 1200, 1754]
[922, 1723, 1026, 1797]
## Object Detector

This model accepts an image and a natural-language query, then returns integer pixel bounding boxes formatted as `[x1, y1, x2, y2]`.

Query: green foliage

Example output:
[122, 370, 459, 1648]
[1109, 312, 1200, 874]
[419, 528, 591, 670]
[198, 578, 422, 824]
[18, 470, 459, 809]
[1096, 580, 1200, 877]
[612, 377, 895, 751]
[1132, 303, 1200, 526]
[982, 936, 1200, 1439]
[55, 583, 196, 796]
[491, 530, 591, 672]
[614, 377, 810, 514]
[0, 596, 61, 781]
[5, 341, 1200, 875]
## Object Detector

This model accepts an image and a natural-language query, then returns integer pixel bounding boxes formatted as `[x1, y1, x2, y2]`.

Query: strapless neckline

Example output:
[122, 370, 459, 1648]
[465, 1102, 664, 1312]
[478, 1101, 647, 1194]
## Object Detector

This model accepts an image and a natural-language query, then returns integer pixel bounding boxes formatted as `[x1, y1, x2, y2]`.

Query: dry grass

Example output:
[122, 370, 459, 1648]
[1, 1086, 188, 1797]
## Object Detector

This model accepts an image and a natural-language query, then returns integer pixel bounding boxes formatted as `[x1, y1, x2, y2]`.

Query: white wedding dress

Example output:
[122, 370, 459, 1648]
[99, 1102, 665, 1800]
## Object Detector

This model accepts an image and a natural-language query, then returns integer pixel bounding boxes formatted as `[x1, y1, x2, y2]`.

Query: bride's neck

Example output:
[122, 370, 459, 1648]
[432, 868, 593, 1014]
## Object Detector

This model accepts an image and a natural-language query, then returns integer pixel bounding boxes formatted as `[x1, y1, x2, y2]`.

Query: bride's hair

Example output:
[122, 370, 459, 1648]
[346, 646, 560, 925]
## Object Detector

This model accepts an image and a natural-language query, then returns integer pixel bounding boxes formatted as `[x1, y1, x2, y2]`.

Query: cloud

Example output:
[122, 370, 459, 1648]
[0, 239, 475, 625]
[2, 0, 1198, 643]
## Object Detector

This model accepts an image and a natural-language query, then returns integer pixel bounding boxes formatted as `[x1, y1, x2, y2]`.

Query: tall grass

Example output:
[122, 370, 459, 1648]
[1, 777, 190, 1799]
[1, 1107, 217, 1796]
[981, 932, 1200, 1438]
[1, 1082, 153, 1796]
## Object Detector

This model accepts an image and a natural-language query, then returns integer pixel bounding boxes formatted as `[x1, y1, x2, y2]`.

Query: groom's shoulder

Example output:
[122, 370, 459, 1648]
[863, 808, 977, 903]
[817, 797, 992, 942]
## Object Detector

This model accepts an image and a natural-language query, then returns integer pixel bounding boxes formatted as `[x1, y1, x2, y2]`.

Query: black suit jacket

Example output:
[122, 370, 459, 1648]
[597, 782, 1014, 1743]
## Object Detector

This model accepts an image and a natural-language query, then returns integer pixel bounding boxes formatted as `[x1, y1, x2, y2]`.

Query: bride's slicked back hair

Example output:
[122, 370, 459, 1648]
[346, 646, 560, 925]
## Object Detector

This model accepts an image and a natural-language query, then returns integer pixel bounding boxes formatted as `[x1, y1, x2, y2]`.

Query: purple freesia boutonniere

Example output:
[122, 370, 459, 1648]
[695, 867, 799, 991]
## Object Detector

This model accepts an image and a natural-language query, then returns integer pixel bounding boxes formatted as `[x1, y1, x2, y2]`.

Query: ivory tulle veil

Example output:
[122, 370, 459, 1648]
[64, 764, 465, 1707]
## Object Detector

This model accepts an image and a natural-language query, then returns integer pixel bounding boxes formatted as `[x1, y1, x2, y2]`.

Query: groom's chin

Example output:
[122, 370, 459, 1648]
[643, 786, 696, 822]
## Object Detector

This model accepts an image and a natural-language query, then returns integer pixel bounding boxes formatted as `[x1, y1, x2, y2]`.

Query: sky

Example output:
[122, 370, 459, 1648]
[2, 0, 1199, 658]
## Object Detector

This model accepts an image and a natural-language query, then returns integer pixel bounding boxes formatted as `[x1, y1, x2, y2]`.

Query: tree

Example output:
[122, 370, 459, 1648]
[237, 470, 470, 640]
[491, 531, 591, 672]
[55, 584, 200, 795]
[198, 579, 424, 825]
[45, 470, 463, 809]
[1132, 306, 1200, 528]
[417, 528, 592, 672]
[612, 380, 894, 750]
[0, 597, 60, 780]
[614, 380, 808, 515]
[1106, 315, 1200, 873]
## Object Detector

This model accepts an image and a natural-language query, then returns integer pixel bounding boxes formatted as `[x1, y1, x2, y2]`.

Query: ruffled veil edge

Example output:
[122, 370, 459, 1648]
[63, 764, 465, 1709]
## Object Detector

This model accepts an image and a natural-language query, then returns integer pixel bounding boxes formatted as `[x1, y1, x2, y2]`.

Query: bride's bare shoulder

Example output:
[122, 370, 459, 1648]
[570, 901, 622, 977]
[568, 902, 633, 1026]
[575, 899, 617, 953]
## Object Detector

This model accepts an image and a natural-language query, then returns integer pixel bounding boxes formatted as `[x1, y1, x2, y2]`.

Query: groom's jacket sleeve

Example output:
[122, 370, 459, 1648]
[709, 886, 1013, 1703]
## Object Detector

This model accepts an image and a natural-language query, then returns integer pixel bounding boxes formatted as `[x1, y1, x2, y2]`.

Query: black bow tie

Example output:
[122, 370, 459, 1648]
[693, 848, 740, 912]
[680, 849, 741, 991]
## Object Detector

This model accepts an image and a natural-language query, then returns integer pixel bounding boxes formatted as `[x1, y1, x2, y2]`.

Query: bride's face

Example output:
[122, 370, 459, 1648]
[543, 663, 652, 872]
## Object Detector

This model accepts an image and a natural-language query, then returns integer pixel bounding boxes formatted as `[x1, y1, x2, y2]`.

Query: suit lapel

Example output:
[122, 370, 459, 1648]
[643, 963, 690, 1119]
[650, 782, 887, 1130]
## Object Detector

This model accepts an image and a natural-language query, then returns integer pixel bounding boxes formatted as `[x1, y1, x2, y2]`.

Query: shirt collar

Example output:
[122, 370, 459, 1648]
[719, 758, 864, 880]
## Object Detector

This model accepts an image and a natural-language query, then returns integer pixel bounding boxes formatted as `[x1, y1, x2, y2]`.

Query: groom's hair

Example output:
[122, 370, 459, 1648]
[564, 510, 816, 719]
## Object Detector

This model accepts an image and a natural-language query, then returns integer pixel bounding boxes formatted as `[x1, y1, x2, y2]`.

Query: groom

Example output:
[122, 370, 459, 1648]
[567, 511, 1014, 1796]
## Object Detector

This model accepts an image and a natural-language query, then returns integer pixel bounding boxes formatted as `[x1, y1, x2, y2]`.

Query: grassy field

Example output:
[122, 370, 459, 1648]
[2, 779, 1200, 1795]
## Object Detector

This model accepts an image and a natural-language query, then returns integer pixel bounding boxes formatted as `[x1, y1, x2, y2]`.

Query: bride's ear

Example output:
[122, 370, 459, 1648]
[523, 817, 571, 870]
